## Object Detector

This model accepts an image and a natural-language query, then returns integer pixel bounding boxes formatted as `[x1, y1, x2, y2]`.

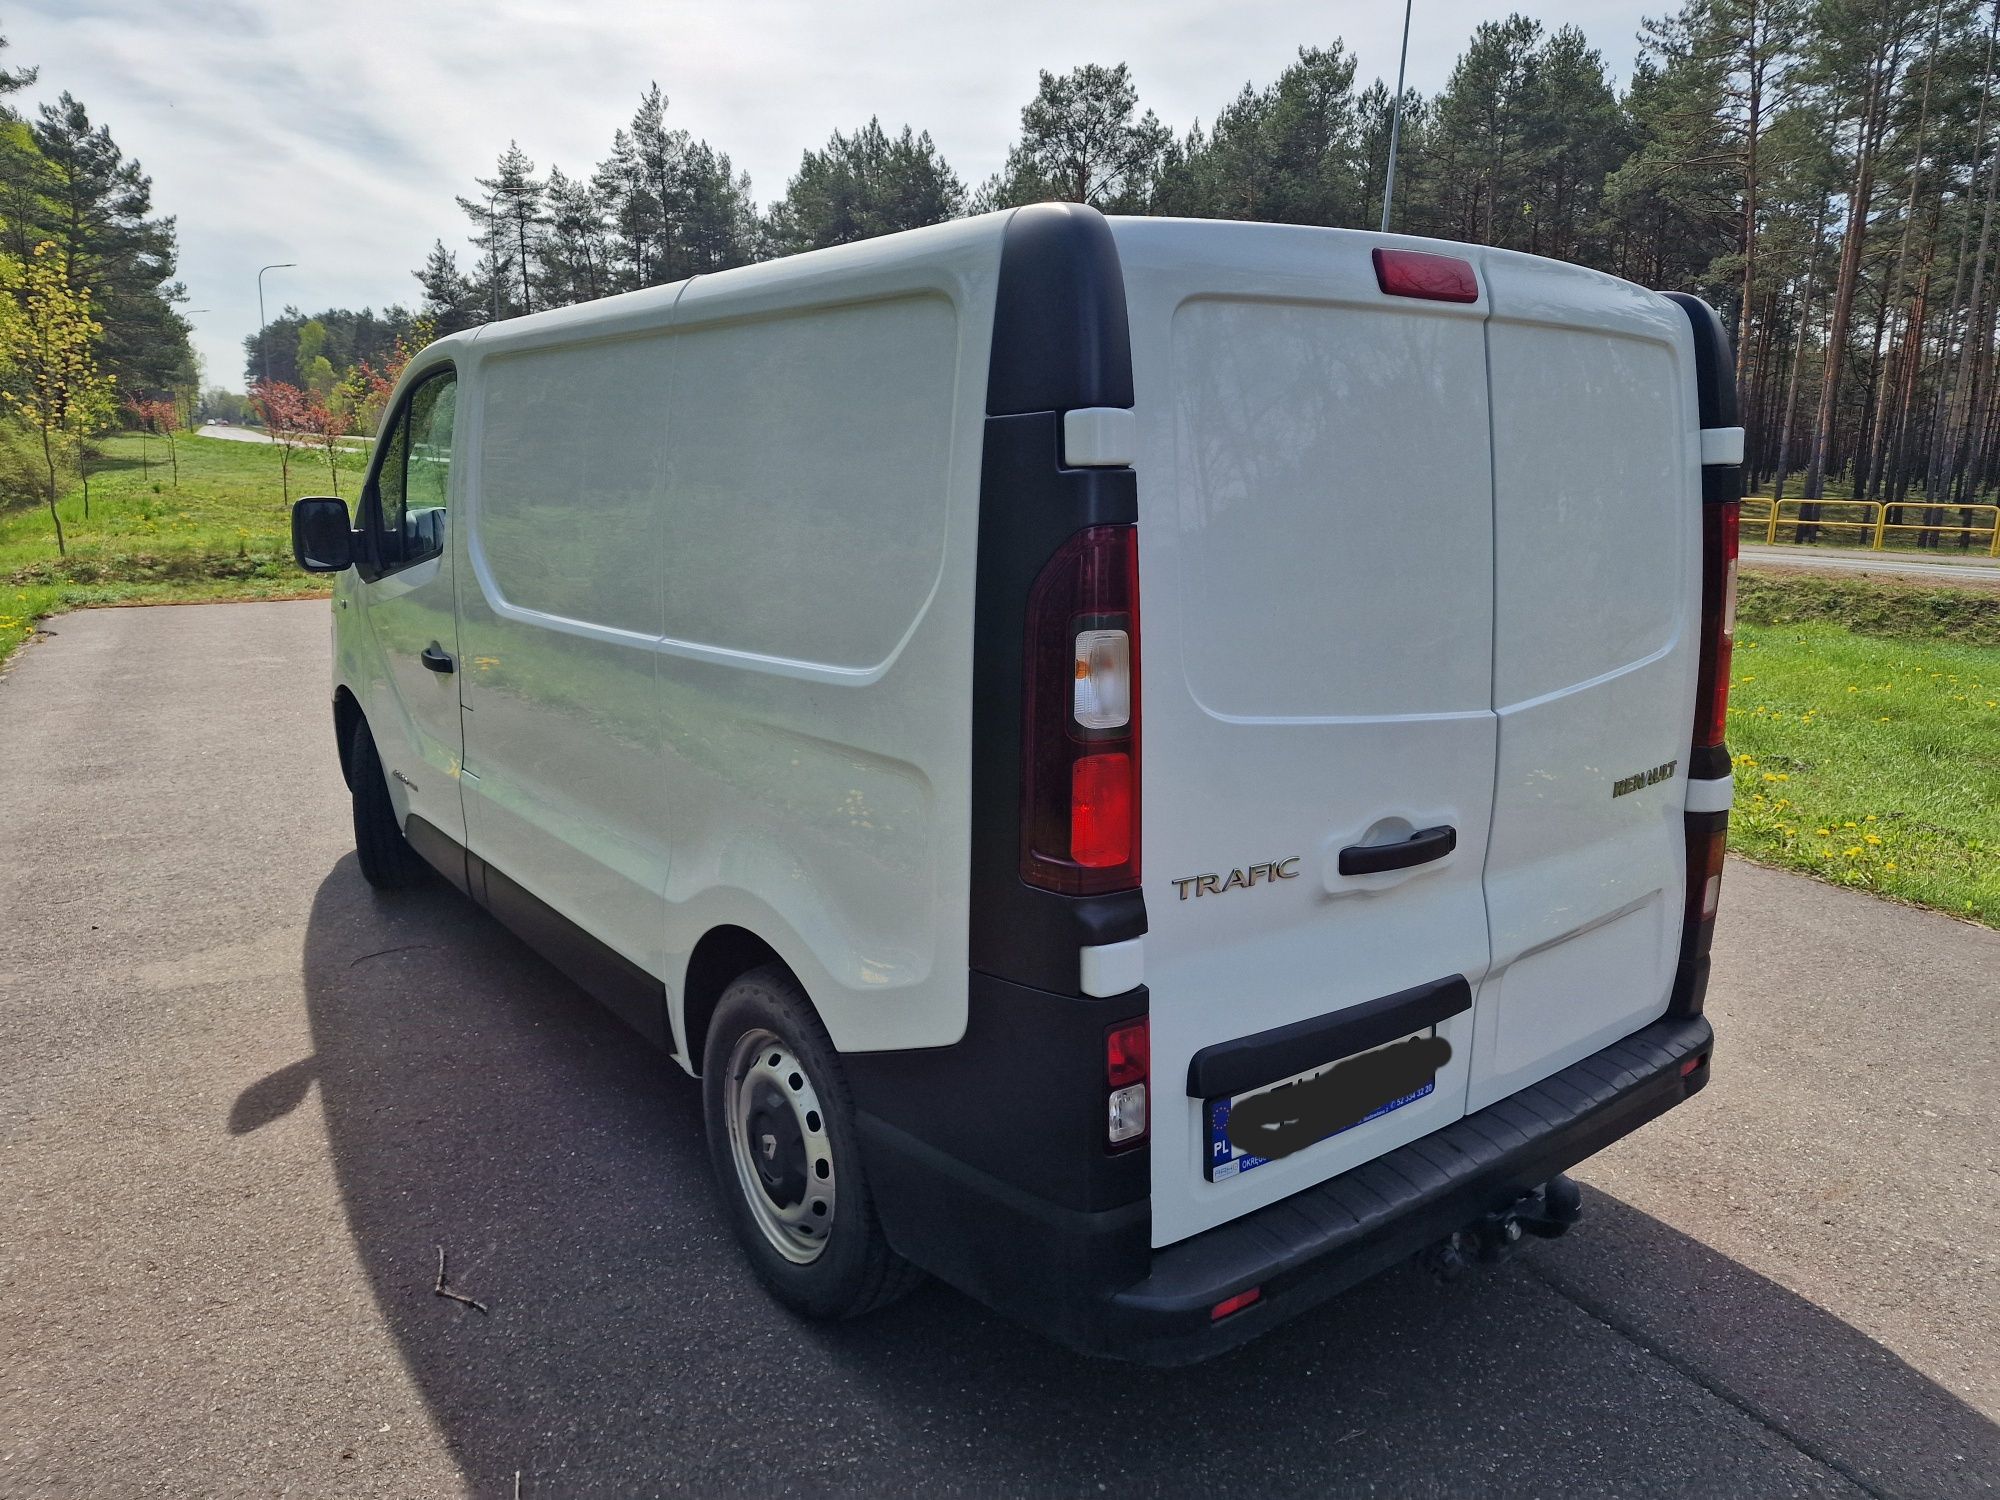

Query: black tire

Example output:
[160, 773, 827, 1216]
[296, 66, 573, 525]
[702, 965, 922, 1320]
[349, 717, 428, 891]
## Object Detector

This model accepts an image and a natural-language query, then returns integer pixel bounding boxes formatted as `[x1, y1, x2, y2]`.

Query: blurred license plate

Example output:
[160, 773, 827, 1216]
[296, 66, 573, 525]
[1205, 1029, 1437, 1182]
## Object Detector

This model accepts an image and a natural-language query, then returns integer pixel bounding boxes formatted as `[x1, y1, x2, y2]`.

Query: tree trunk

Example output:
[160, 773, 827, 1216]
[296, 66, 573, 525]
[1805, 46, 1897, 535]
[41, 428, 66, 557]
[1736, 0, 1765, 445]
[1773, 202, 1829, 512]
[1865, 3, 1942, 502]
[1923, 2, 1999, 505]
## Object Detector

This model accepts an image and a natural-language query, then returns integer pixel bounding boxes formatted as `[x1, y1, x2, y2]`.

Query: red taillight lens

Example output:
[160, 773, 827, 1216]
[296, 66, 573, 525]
[1106, 1019, 1148, 1090]
[1372, 247, 1480, 303]
[1022, 525, 1141, 894]
[1693, 501, 1739, 749]
[1071, 753, 1133, 867]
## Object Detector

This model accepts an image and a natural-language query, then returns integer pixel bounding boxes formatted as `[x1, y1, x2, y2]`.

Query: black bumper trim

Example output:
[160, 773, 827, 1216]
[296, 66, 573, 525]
[853, 1011, 1711, 1365]
[1103, 1013, 1713, 1363]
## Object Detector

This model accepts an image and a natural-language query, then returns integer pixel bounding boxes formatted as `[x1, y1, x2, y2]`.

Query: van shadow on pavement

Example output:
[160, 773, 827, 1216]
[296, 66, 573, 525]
[241, 859, 2000, 1498]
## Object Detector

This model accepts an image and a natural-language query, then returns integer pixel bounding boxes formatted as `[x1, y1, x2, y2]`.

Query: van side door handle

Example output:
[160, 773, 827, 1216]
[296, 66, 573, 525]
[420, 642, 455, 674]
[1338, 824, 1456, 876]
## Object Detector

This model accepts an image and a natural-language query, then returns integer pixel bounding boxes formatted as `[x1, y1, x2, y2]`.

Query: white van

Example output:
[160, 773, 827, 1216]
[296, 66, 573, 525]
[291, 203, 1737, 1364]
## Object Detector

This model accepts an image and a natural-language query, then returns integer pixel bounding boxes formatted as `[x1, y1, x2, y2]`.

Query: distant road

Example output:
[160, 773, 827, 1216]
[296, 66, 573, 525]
[196, 423, 370, 449]
[1742, 542, 2000, 585]
[196, 423, 271, 443]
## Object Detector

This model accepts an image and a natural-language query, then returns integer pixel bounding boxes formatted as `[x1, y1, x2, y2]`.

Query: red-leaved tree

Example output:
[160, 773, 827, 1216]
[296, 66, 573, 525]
[299, 387, 352, 495]
[251, 381, 312, 503]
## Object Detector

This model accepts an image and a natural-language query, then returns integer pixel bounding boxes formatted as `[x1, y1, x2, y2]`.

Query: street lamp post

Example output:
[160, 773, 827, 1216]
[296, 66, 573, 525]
[1380, 0, 1415, 234]
[256, 263, 296, 390]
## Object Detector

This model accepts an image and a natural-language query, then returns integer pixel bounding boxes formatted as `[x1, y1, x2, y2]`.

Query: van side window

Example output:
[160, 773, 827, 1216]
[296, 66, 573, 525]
[367, 368, 456, 575]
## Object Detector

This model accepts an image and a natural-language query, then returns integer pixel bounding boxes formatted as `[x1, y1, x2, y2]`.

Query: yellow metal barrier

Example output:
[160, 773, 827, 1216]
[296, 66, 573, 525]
[1742, 496, 2000, 556]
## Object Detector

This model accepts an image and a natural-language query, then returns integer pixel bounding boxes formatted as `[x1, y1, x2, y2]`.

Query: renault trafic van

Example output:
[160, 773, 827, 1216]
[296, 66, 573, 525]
[291, 203, 1736, 1364]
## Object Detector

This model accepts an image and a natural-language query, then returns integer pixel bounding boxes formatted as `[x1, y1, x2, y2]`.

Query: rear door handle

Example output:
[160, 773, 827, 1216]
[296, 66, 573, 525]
[1338, 824, 1456, 876]
[420, 642, 455, 674]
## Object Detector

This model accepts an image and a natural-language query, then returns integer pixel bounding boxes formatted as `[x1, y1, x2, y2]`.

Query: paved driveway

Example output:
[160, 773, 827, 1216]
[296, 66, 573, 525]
[2, 601, 1995, 1498]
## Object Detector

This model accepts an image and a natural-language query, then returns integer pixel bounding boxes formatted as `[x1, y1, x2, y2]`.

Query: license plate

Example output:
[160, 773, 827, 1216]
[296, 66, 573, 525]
[1205, 1028, 1439, 1182]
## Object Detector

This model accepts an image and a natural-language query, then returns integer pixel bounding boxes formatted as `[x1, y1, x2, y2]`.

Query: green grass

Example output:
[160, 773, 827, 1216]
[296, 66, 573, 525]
[1727, 598, 2000, 927]
[1737, 569, 2000, 646]
[1, 432, 347, 670]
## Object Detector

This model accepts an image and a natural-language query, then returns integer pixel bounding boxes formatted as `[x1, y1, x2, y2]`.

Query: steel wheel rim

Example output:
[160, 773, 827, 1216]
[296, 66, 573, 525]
[725, 1027, 837, 1265]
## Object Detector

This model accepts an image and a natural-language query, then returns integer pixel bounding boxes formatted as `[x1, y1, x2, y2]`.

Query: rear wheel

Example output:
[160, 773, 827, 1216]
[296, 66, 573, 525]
[348, 717, 427, 890]
[701, 965, 920, 1319]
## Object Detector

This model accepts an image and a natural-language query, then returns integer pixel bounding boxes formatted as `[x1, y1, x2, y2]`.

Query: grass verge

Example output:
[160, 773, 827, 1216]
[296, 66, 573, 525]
[1730, 573, 2000, 927]
[1, 432, 341, 671]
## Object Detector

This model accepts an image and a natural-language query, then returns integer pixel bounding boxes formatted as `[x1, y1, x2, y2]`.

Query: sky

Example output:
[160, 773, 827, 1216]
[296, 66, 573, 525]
[12, 0, 1650, 391]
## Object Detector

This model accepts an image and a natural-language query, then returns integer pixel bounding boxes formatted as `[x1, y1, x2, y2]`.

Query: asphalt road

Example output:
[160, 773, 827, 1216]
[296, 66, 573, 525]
[3, 601, 1996, 1499]
[194, 422, 273, 443]
[1742, 542, 2000, 585]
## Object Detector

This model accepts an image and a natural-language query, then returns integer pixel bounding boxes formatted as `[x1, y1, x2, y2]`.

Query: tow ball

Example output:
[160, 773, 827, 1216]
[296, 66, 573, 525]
[1421, 1174, 1583, 1281]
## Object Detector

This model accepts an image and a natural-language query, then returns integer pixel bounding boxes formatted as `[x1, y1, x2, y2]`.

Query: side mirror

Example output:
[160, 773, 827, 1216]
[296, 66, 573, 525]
[291, 497, 355, 573]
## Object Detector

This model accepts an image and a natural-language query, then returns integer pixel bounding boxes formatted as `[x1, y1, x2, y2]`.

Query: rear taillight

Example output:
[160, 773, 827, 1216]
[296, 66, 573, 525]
[1021, 525, 1140, 895]
[1106, 1018, 1148, 1148]
[1685, 814, 1727, 931]
[1693, 501, 1739, 750]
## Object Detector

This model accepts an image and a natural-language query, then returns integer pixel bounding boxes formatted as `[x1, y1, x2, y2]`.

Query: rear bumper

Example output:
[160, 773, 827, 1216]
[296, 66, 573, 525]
[858, 1012, 1713, 1365]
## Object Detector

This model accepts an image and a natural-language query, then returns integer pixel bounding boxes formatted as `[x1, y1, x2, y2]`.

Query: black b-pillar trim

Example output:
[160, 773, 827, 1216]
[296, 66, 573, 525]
[969, 202, 1146, 995]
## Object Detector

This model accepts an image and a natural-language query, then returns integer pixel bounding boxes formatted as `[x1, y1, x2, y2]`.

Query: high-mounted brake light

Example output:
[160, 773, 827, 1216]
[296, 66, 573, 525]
[1372, 247, 1479, 304]
[1693, 501, 1739, 750]
[1021, 525, 1140, 895]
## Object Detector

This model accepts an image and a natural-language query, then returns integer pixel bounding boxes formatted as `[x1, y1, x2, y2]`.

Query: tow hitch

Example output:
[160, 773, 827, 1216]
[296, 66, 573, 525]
[1421, 1174, 1583, 1281]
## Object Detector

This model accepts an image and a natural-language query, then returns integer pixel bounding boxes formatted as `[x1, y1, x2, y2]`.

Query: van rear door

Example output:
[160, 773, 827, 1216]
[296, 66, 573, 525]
[1469, 256, 1700, 1110]
[1112, 221, 1499, 1248]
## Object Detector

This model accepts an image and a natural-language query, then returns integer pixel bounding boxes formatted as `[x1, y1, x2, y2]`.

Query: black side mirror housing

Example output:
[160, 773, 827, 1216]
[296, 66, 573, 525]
[292, 497, 355, 573]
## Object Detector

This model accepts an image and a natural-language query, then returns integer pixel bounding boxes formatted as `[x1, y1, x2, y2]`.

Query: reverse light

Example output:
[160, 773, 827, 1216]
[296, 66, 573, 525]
[1073, 628, 1131, 728]
[1021, 525, 1141, 894]
[1372, 247, 1479, 304]
[1686, 814, 1727, 929]
[1107, 1019, 1149, 1148]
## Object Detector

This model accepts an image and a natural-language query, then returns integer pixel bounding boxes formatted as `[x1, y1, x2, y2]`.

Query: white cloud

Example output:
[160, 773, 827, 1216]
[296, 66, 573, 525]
[10, 0, 1650, 389]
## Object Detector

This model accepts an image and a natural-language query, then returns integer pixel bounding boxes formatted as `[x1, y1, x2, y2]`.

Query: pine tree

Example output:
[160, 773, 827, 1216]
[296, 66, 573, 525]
[768, 118, 965, 252]
[984, 64, 1171, 210]
[456, 142, 545, 317]
[538, 166, 610, 305]
[414, 240, 484, 335]
[25, 92, 189, 394]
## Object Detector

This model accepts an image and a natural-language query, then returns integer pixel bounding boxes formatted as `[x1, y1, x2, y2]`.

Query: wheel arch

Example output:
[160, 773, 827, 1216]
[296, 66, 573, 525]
[680, 925, 795, 1075]
[332, 686, 363, 790]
